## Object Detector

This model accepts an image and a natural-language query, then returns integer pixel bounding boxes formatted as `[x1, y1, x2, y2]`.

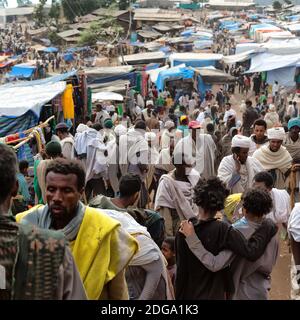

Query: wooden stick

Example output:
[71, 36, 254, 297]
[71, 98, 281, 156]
[6, 115, 55, 144]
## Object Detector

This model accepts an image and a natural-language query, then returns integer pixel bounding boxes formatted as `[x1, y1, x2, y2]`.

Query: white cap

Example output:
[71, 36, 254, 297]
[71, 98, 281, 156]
[231, 135, 250, 148]
[146, 100, 154, 107]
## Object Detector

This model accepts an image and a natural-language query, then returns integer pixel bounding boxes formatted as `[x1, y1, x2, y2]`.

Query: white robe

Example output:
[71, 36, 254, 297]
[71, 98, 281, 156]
[267, 188, 291, 224]
[175, 133, 216, 179]
[218, 155, 264, 193]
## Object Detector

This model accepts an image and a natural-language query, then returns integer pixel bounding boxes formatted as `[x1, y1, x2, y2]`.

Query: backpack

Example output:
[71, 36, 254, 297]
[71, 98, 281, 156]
[127, 208, 165, 248]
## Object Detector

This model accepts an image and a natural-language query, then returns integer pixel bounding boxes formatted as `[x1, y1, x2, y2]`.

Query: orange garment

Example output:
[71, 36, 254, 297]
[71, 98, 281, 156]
[62, 84, 75, 119]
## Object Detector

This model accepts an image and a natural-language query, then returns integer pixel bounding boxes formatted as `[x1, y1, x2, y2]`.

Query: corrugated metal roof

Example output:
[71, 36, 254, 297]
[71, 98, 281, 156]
[57, 29, 81, 39]
[137, 29, 162, 39]
[134, 9, 181, 22]
[79, 14, 99, 23]
[93, 8, 128, 17]
[0, 7, 34, 16]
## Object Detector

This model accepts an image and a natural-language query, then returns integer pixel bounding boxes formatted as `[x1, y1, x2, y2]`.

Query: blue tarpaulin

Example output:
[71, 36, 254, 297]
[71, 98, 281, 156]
[173, 59, 217, 68]
[1, 70, 77, 88]
[8, 65, 36, 78]
[145, 63, 161, 71]
[43, 47, 59, 53]
[63, 53, 74, 62]
[156, 66, 194, 91]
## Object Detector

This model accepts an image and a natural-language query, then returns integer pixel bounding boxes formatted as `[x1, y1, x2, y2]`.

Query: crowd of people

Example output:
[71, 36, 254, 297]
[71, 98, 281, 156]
[1, 67, 300, 300]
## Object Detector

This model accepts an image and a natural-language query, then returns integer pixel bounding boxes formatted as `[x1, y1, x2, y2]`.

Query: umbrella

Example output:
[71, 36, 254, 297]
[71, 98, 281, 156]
[92, 91, 124, 102]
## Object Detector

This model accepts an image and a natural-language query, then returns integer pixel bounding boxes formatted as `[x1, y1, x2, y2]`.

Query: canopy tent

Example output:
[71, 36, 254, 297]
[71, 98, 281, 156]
[0, 81, 66, 117]
[8, 64, 36, 79]
[169, 52, 223, 68]
[246, 52, 300, 73]
[1, 70, 77, 88]
[146, 65, 169, 83]
[222, 50, 256, 64]
[92, 91, 123, 102]
[156, 64, 194, 91]
[119, 51, 166, 65]
[195, 67, 236, 84]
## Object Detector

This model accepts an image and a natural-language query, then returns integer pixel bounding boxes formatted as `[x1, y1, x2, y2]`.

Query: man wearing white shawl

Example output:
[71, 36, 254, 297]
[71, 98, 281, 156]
[175, 121, 216, 179]
[119, 121, 149, 208]
[253, 127, 292, 189]
[74, 124, 110, 200]
[218, 135, 264, 194]
[155, 141, 200, 236]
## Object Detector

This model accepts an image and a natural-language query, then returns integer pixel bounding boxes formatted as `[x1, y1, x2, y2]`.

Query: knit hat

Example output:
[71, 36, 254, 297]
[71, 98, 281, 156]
[55, 122, 68, 131]
[104, 118, 113, 129]
[45, 141, 62, 157]
[288, 118, 300, 130]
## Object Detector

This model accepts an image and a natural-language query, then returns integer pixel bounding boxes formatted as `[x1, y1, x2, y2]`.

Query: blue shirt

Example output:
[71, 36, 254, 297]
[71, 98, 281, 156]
[17, 173, 31, 202]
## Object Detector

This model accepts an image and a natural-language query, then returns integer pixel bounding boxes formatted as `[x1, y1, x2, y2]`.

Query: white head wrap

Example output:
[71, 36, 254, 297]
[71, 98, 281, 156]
[231, 135, 250, 148]
[114, 124, 127, 136]
[267, 127, 285, 141]
[76, 124, 88, 133]
[145, 132, 157, 142]
[146, 100, 154, 107]
[164, 120, 175, 129]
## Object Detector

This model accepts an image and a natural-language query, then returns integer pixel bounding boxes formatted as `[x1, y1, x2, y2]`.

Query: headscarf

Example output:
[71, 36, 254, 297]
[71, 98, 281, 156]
[288, 118, 300, 130]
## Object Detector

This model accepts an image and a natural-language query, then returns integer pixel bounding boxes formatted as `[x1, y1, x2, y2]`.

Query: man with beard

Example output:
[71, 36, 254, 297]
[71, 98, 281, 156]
[0, 144, 86, 300]
[16, 159, 138, 300]
[218, 135, 264, 194]
[253, 127, 292, 189]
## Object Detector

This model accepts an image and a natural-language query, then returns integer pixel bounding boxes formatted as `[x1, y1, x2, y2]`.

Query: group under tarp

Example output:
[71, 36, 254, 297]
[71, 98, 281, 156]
[156, 64, 194, 91]
[0, 81, 66, 117]
[169, 53, 223, 68]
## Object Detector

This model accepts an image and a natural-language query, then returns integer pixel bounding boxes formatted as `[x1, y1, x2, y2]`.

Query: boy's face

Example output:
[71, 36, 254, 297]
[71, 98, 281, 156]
[161, 242, 175, 261]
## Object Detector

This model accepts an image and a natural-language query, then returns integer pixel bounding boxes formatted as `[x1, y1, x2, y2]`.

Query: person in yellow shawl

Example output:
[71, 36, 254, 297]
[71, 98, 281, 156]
[16, 158, 138, 300]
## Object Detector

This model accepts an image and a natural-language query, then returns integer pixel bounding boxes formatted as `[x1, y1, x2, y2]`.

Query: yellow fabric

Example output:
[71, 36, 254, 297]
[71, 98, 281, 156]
[62, 84, 75, 119]
[224, 193, 242, 222]
[16, 205, 138, 300]
[16, 204, 43, 222]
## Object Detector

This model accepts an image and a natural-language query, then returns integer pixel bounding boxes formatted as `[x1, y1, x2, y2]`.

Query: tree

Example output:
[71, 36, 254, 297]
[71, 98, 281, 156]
[273, 1, 282, 10]
[49, 0, 61, 26]
[33, 0, 47, 27]
[79, 16, 123, 46]
[62, 0, 102, 22]
[118, 0, 129, 10]
[284, 0, 292, 4]
[17, 0, 32, 6]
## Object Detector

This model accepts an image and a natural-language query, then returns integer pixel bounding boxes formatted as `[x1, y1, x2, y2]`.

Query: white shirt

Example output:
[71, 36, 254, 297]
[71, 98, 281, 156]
[224, 108, 237, 123]
[188, 99, 196, 114]
[196, 112, 205, 124]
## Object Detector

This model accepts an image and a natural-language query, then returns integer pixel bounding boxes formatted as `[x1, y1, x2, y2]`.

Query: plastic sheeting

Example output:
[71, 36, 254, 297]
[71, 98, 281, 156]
[1, 70, 77, 88]
[146, 65, 169, 83]
[247, 52, 300, 73]
[0, 81, 66, 117]
[156, 65, 194, 91]
[267, 66, 296, 88]
[8, 65, 36, 78]
[169, 53, 222, 68]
